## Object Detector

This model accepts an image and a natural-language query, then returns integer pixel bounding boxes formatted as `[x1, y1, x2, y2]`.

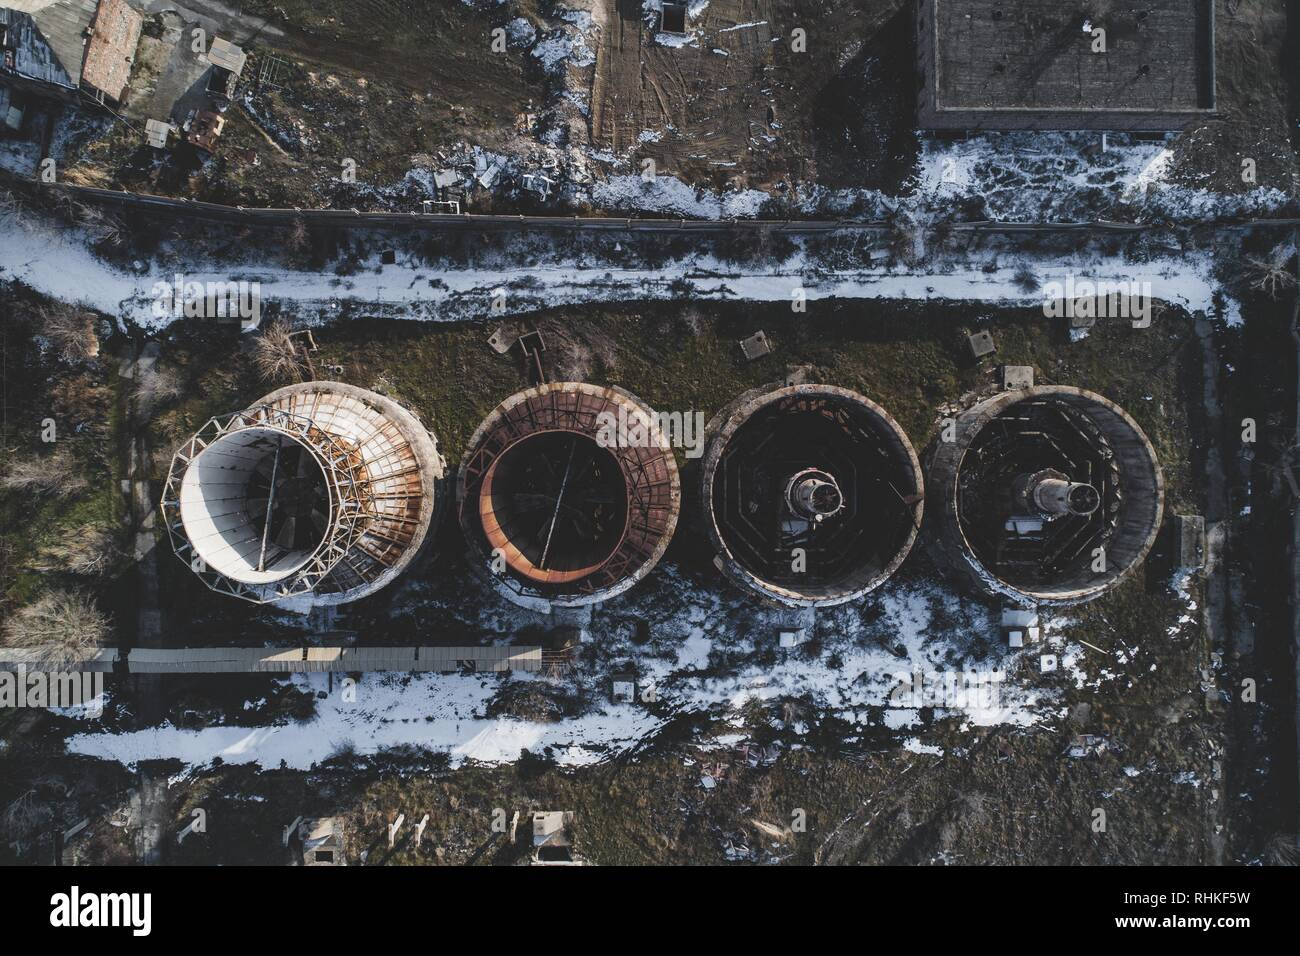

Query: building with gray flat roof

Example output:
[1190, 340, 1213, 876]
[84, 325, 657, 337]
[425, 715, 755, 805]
[916, 0, 1216, 131]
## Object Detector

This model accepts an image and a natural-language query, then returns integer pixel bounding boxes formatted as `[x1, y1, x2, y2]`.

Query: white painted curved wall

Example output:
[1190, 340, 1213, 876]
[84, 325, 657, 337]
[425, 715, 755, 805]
[178, 427, 332, 585]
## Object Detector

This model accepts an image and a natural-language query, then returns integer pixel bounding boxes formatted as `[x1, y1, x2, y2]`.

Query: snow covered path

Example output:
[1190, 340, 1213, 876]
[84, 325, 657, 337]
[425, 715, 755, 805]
[67, 673, 664, 771]
[0, 215, 1231, 328]
[64, 581, 1056, 772]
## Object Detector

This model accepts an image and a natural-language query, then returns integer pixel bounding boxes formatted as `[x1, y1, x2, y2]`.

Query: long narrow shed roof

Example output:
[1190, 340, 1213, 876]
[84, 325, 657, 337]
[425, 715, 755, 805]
[119, 645, 544, 673]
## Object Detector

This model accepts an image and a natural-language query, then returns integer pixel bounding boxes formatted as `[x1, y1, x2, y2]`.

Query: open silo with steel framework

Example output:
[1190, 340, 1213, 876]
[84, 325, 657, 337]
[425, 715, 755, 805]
[700, 383, 925, 608]
[161, 381, 446, 605]
[457, 382, 681, 612]
[925, 384, 1164, 606]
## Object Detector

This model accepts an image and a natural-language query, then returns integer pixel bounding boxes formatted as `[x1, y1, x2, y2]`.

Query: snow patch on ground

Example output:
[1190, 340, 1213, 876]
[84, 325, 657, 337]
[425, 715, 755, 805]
[913, 134, 1291, 224]
[593, 174, 769, 217]
[533, 32, 594, 72]
[64, 576, 1055, 771]
[506, 17, 536, 46]
[577, 131, 1291, 223]
[1167, 569, 1200, 637]
[0, 215, 1234, 331]
[904, 737, 945, 756]
[67, 672, 663, 771]
[653, 30, 698, 49]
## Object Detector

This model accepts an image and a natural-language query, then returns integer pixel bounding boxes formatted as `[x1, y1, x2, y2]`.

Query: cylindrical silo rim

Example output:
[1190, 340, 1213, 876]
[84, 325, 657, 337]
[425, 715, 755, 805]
[925, 384, 1165, 606]
[456, 381, 682, 609]
[256, 382, 446, 606]
[160, 381, 445, 606]
[700, 383, 925, 608]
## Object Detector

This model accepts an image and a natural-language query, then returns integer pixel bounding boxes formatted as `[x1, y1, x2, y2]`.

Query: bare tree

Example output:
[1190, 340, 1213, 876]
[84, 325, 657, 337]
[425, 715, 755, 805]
[0, 188, 30, 229]
[74, 201, 126, 248]
[1262, 833, 1300, 865]
[29, 302, 100, 362]
[1, 791, 52, 852]
[1012, 263, 1039, 294]
[37, 525, 122, 576]
[1, 447, 88, 496]
[1242, 243, 1298, 300]
[251, 319, 310, 383]
[890, 211, 931, 267]
[132, 364, 183, 413]
[1, 589, 112, 670]
[285, 216, 309, 253]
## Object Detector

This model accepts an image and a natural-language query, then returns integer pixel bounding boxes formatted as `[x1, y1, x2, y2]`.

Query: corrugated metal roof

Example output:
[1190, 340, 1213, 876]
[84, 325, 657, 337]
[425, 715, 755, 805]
[0, 4, 78, 90]
[0, 645, 119, 670]
[414, 646, 543, 672]
[128, 647, 264, 673]
[121, 645, 544, 673]
[207, 35, 244, 76]
[0, 4, 83, 90]
[2, 645, 545, 674]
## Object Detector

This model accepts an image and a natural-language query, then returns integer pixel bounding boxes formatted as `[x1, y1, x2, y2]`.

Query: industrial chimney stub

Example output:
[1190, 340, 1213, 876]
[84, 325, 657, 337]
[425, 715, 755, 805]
[925, 385, 1164, 606]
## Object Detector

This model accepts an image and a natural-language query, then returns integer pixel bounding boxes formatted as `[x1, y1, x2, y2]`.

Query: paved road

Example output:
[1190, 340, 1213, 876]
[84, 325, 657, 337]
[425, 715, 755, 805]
[125, 341, 169, 865]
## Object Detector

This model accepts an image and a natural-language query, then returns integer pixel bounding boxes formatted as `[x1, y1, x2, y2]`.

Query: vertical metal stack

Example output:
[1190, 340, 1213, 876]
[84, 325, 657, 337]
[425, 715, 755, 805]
[925, 384, 1164, 605]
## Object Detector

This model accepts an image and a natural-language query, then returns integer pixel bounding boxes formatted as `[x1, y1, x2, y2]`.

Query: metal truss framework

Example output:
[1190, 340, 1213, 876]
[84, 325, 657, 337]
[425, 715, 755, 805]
[161, 403, 378, 603]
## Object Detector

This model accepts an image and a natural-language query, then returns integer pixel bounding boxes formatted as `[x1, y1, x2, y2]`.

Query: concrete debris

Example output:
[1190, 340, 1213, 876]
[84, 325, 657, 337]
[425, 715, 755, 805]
[740, 330, 772, 360]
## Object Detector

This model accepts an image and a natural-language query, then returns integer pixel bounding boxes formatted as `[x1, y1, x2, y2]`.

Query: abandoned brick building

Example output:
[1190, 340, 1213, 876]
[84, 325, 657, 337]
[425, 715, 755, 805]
[0, 0, 141, 129]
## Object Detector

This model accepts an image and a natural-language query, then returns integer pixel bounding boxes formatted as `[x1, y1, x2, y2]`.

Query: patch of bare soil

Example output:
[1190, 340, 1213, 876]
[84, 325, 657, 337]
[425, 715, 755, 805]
[69, 2, 545, 204]
[238, 0, 538, 136]
[1167, 0, 1299, 196]
[591, 0, 909, 192]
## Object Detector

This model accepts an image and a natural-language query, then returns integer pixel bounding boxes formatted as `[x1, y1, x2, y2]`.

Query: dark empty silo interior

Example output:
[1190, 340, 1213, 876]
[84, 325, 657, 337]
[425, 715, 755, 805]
[704, 385, 924, 606]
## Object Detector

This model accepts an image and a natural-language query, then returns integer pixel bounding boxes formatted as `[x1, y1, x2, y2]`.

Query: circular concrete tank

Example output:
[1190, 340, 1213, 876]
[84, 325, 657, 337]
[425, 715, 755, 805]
[178, 425, 332, 587]
[162, 382, 445, 605]
[925, 385, 1164, 605]
[700, 383, 924, 607]
[457, 382, 681, 611]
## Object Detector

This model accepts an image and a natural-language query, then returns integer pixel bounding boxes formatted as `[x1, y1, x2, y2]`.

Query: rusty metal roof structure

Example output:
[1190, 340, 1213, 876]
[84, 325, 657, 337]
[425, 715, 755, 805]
[925, 385, 1164, 605]
[457, 382, 680, 610]
[80, 0, 140, 102]
[162, 381, 445, 606]
[186, 108, 225, 153]
[701, 383, 924, 608]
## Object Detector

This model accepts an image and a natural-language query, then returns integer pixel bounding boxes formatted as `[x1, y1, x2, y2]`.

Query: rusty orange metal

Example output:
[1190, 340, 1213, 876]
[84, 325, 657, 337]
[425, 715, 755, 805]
[477, 433, 613, 585]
